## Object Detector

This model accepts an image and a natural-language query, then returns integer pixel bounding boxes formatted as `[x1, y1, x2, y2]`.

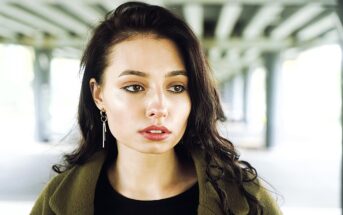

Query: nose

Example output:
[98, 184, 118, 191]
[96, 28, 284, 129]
[146, 88, 168, 120]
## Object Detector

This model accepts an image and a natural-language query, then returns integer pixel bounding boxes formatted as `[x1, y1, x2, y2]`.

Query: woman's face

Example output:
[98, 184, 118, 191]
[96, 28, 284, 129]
[91, 35, 191, 154]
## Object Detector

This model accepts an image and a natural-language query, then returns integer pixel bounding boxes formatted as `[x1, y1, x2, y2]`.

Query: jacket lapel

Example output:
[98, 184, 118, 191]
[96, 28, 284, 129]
[49, 151, 106, 215]
[190, 149, 249, 215]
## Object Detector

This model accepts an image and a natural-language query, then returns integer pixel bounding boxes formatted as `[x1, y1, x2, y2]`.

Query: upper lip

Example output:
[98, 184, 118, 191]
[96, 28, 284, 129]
[139, 125, 171, 133]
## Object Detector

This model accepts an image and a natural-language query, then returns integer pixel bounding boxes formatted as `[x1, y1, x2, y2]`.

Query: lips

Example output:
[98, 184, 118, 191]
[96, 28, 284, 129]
[139, 125, 171, 141]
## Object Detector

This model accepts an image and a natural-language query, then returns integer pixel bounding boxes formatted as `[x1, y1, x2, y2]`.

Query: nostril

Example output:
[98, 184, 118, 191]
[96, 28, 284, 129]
[146, 107, 168, 119]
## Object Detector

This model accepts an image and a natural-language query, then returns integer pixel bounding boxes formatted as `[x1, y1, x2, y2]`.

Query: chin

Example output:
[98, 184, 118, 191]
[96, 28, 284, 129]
[135, 143, 176, 155]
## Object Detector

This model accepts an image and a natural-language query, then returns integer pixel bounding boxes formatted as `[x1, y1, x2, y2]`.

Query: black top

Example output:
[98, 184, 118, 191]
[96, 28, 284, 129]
[94, 164, 199, 215]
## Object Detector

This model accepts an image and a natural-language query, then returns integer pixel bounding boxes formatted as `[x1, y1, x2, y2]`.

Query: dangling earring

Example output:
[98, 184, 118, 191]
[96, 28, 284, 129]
[100, 109, 107, 148]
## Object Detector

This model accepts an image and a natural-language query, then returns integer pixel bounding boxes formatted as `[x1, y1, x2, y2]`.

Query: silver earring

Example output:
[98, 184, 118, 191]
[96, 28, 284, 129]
[100, 109, 107, 148]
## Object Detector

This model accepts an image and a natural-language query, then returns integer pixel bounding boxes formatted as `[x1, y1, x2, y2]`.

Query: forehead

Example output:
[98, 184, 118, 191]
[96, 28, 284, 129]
[105, 35, 185, 73]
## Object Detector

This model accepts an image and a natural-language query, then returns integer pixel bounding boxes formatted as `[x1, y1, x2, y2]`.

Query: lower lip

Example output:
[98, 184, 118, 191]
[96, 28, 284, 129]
[139, 132, 170, 141]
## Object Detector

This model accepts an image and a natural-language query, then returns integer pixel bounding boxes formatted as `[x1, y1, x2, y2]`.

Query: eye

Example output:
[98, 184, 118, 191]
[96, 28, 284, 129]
[122, 84, 144, 93]
[168, 85, 186, 93]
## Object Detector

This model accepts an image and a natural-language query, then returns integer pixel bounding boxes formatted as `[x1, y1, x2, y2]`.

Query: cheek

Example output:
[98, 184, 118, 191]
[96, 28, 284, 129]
[173, 96, 191, 124]
[103, 92, 142, 135]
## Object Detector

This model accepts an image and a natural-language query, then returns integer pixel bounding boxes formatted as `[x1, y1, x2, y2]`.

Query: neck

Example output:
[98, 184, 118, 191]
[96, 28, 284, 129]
[107, 145, 196, 200]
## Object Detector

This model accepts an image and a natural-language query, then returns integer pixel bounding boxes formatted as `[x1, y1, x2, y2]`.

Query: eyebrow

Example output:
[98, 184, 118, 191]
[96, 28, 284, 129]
[118, 70, 187, 78]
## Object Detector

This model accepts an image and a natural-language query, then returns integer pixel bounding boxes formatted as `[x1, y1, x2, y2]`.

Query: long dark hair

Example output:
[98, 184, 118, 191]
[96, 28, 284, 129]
[53, 1, 263, 214]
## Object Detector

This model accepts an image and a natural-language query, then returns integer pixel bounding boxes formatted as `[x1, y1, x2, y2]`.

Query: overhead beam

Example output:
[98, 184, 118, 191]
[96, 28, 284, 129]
[161, 0, 336, 5]
[241, 48, 261, 65]
[293, 29, 340, 52]
[226, 48, 241, 64]
[0, 36, 293, 50]
[53, 47, 82, 59]
[211, 47, 262, 82]
[183, 3, 204, 38]
[100, 0, 165, 12]
[0, 4, 70, 36]
[0, 15, 38, 37]
[21, 2, 89, 36]
[271, 4, 324, 40]
[59, 1, 104, 27]
[297, 13, 338, 41]
[203, 38, 292, 51]
[0, 26, 16, 39]
[243, 3, 283, 39]
[208, 47, 222, 61]
[215, 3, 242, 40]
[99, 0, 126, 12]
[1, 0, 337, 6]
[322, 29, 339, 42]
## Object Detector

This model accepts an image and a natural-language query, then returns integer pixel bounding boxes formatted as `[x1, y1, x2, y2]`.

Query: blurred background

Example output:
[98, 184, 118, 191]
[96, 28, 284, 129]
[0, 0, 341, 214]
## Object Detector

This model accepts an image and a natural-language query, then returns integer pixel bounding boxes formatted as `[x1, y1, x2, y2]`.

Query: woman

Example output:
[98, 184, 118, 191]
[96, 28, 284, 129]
[31, 1, 281, 215]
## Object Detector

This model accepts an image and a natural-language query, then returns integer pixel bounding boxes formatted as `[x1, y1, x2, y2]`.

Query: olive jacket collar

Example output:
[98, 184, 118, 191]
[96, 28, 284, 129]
[30, 150, 282, 215]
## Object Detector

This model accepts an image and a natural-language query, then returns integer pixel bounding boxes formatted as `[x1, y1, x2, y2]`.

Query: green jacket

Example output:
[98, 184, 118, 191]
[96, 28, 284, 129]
[30, 150, 282, 215]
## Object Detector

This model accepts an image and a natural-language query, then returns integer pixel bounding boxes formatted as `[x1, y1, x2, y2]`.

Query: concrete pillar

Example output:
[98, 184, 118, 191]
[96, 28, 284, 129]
[242, 67, 250, 124]
[335, 0, 343, 209]
[231, 73, 244, 122]
[219, 78, 233, 121]
[33, 49, 52, 142]
[263, 52, 281, 148]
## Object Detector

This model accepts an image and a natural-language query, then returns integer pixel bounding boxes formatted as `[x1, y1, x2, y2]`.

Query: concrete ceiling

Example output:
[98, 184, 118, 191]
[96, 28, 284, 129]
[0, 0, 339, 81]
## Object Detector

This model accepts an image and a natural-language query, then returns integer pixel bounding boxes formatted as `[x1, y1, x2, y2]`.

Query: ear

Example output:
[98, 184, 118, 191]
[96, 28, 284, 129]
[89, 78, 104, 110]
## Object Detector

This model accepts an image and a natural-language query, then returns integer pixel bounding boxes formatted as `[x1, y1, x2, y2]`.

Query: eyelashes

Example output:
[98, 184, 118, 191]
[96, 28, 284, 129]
[169, 85, 186, 93]
[121, 84, 187, 94]
[122, 85, 144, 93]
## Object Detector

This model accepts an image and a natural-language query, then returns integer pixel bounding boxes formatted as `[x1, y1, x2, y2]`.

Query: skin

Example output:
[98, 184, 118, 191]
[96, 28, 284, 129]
[90, 34, 197, 200]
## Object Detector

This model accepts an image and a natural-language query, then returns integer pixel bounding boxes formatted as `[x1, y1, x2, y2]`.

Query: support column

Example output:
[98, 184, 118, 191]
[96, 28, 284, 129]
[231, 73, 245, 122]
[335, 0, 343, 209]
[242, 67, 250, 124]
[33, 49, 52, 142]
[263, 52, 281, 148]
[221, 78, 234, 108]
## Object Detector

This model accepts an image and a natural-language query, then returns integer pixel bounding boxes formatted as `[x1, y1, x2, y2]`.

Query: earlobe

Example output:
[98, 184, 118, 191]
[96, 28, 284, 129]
[89, 78, 104, 110]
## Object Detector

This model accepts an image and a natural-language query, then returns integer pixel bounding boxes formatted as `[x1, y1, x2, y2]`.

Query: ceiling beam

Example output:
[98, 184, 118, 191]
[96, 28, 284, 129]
[159, 0, 336, 5]
[215, 3, 242, 40]
[183, 3, 204, 38]
[0, 26, 16, 39]
[0, 4, 70, 37]
[0, 37, 293, 50]
[211, 48, 262, 82]
[226, 48, 241, 64]
[208, 47, 222, 61]
[287, 29, 339, 58]
[322, 29, 339, 42]
[243, 3, 283, 39]
[0, 15, 38, 37]
[271, 4, 324, 40]
[20, 2, 89, 36]
[203, 38, 292, 51]
[53, 47, 82, 59]
[241, 48, 261, 65]
[59, 1, 104, 27]
[1, 0, 336, 6]
[99, 0, 126, 12]
[296, 13, 338, 41]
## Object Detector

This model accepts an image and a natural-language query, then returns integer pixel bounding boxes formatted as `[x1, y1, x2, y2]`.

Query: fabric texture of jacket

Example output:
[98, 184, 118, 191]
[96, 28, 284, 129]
[30, 149, 282, 215]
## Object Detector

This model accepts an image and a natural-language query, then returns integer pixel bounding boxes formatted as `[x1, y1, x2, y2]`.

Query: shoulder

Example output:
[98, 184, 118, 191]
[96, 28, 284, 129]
[243, 178, 283, 214]
[30, 168, 74, 214]
[30, 151, 106, 215]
